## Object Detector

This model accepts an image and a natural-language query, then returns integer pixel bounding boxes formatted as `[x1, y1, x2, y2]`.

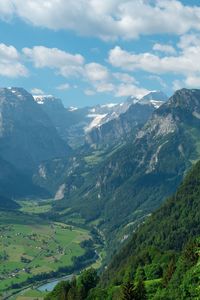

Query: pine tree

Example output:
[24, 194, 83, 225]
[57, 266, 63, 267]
[162, 258, 176, 287]
[121, 281, 136, 300]
[134, 279, 147, 300]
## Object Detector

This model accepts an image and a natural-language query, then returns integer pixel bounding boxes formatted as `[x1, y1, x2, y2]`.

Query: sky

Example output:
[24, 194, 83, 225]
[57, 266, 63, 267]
[1, 0, 200, 107]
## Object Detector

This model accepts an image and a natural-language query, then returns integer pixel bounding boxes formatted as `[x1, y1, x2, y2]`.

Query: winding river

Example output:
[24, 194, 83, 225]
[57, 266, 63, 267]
[37, 274, 74, 292]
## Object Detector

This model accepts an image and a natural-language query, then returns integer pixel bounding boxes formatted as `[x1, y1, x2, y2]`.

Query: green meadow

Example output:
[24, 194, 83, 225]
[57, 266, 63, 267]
[0, 211, 90, 295]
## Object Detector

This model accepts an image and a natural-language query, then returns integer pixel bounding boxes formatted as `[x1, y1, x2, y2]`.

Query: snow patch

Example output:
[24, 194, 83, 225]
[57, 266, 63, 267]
[68, 106, 78, 111]
[101, 103, 118, 108]
[33, 95, 54, 104]
[85, 114, 107, 132]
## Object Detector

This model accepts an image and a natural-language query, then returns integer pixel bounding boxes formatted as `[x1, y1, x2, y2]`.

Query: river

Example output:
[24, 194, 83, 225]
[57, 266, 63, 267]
[37, 274, 74, 292]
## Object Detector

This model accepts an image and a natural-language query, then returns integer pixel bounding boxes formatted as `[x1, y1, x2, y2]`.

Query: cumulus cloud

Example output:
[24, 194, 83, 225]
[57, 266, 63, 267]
[31, 88, 44, 95]
[56, 83, 70, 90]
[84, 89, 96, 96]
[84, 63, 110, 82]
[178, 33, 200, 49]
[147, 75, 167, 89]
[83, 63, 146, 97]
[153, 43, 176, 54]
[172, 79, 184, 91]
[184, 76, 200, 88]
[0, 1, 14, 20]
[108, 33, 200, 90]
[95, 82, 115, 93]
[108, 44, 200, 76]
[23, 46, 84, 77]
[115, 83, 149, 98]
[0, 43, 28, 77]
[113, 72, 137, 84]
[2, 1, 200, 41]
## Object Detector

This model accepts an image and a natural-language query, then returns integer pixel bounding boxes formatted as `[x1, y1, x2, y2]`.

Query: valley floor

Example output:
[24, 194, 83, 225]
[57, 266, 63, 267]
[0, 199, 102, 300]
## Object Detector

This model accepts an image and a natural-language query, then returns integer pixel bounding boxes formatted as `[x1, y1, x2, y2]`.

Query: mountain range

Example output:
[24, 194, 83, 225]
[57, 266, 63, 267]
[33, 91, 167, 149]
[86, 91, 167, 149]
[1, 86, 200, 298]
[47, 88, 200, 256]
[1, 87, 200, 250]
[45, 151, 200, 299]
[0, 87, 70, 202]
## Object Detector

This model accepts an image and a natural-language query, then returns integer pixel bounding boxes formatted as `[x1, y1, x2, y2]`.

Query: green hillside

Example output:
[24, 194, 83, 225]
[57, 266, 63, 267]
[100, 159, 200, 299]
[45, 159, 200, 299]
[53, 89, 200, 256]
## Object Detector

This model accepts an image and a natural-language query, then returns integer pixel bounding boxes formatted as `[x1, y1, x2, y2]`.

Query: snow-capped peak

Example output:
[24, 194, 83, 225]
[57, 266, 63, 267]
[68, 106, 78, 111]
[33, 95, 54, 104]
[139, 91, 168, 108]
[100, 103, 118, 108]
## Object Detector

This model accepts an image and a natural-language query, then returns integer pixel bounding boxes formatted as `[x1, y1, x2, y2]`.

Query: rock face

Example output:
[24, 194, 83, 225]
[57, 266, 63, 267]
[0, 155, 48, 201]
[86, 102, 155, 148]
[33, 95, 82, 146]
[86, 91, 167, 148]
[33, 95, 142, 148]
[0, 88, 71, 205]
[33, 91, 167, 150]
[55, 89, 200, 251]
[0, 88, 69, 172]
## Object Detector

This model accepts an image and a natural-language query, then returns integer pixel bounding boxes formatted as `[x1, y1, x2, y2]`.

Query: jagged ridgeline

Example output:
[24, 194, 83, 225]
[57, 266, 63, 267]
[53, 88, 200, 254]
[0, 87, 71, 205]
[45, 160, 200, 299]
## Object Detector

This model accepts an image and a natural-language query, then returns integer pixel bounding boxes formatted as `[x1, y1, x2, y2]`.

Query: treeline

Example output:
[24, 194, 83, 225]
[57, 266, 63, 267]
[44, 238, 200, 299]
[46, 160, 200, 299]
[44, 268, 99, 300]
[44, 267, 148, 299]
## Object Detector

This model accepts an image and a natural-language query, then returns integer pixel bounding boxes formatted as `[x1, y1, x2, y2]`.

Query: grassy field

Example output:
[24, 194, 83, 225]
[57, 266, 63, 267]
[13, 288, 47, 300]
[0, 211, 90, 296]
[17, 199, 53, 215]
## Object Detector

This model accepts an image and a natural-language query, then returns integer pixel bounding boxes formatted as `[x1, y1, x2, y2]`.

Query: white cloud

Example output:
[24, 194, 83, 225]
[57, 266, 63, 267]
[56, 83, 70, 90]
[84, 63, 147, 97]
[84, 63, 110, 82]
[84, 63, 115, 94]
[172, 79, 184, 91]
[109, 37, 200, 90]
[23, 46, 84, 77]
[115, 83, 149, 98]
[84, 89, 96, 96]
[108, 44, 200, 76]
[184, 76, 200, 88]
[147, 75, 167, 89]
[0, 43, 28, 77]
[153, 43, 176, 54]
[0, 1, 14, 20]
[113, 72, 137, 84]
[31, 88, 44, 95]
[95, 82, 115, 93]
[178, 33, 200, 49]
[2, 1, 200, 41]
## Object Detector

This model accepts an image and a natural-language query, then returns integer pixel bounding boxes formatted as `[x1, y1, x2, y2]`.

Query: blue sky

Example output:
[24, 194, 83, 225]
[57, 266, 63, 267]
[1, 0, 200, 107]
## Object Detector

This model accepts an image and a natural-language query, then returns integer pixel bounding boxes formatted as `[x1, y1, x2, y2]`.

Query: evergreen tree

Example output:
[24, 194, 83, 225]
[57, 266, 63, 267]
[162, 258, 176, 287]
[44, 281, 71, 300]
[79, 268, 99, 299]
[121, 281, 135, 300]
[134, 279, 147, 300]
[135, 266, 146, 281]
